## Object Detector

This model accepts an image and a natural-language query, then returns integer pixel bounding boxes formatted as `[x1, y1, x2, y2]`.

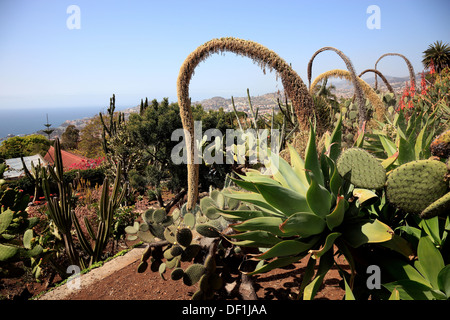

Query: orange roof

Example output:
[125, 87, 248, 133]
[44, 146, 87, 170]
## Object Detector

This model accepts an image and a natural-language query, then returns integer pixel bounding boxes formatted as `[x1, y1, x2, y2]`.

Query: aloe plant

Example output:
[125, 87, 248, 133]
[216, 116, 401, 299]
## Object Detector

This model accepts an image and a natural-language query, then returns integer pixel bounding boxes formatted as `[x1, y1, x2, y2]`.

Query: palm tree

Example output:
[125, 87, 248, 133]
[422, 41, 450, 73]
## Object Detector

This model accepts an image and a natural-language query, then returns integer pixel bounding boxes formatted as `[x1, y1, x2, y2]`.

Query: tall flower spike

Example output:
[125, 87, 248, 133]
[176, 37, 314, 209]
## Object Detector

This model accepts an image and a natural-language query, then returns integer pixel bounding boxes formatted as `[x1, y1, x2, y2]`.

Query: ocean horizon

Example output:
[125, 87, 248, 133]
[0, 105, 130, 139]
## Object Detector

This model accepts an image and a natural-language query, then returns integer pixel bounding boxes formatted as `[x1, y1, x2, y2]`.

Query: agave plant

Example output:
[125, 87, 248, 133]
[216, 116, 403, 299]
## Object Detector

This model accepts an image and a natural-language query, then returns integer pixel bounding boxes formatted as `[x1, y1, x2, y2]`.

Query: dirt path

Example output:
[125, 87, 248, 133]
[38, 246, 346, 300]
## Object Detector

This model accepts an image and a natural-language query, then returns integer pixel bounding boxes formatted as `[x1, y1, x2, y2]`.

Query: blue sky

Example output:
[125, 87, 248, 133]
[0, 0, 449, 110]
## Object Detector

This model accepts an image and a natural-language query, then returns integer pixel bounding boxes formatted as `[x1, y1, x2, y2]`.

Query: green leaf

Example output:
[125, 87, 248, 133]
[303, 249, 334, 300]
[221, 190, 284, 217]
[217, 208, 265, 221]
[306, 172, 332, 219]
[419, 216, 441, 246]
[326, 196, 346, 230]
[254, 182, 312, 216]
[226, 230, 283, 248]
[232, 216, 296, 237]
[378, 135, 397, 158]
[279, 212, 326, 237]
[388, 288, 400, 300]
[328, 113, 342, 162]
[269, 152, 309, 196]
[417, 235, 444, 290]
[287, 144, 310, 189]
[310, 232, 341, 259]
[353, 188, 378, 206]
[304, 122, 324, 187]
[342, 219, 393, 248]
[247, 255, 301, 275]
[437, 265, 450, 297]
[343, 275, 356, 300]
[257, 237, 320, 260]
[383, 280, 446, 300]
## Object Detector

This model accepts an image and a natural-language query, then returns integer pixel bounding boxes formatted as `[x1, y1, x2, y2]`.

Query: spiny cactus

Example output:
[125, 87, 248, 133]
[430, 129, 450, 159]
[420, 191, 450, 219]
[386, 159, 448, 214]
[336, 148, 386, 189]
[177, 37, 314, 209]
[307, 47, 366, 127]
[374, 53, 416, 90]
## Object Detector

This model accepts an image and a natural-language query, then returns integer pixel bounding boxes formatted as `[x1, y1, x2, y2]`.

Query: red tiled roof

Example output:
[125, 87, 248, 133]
[44, 146, 87, 170]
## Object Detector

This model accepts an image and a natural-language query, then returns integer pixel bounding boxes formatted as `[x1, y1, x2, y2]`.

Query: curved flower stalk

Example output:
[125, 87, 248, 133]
[374, 53, 416, 90]
[177, 37, 313, 209]
[307, 47, 366, 127]
[358, 68, 396, 97]
[310, 69, 385, 121]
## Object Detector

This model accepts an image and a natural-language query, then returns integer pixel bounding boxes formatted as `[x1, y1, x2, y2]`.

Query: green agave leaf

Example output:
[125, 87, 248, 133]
[343, 275, 356, 300]
[256, 237, 320, 260]
[246, 255, 302, 276]
[232, 216, 296, 237]
[287, 144, 309, 189]
[254, 182, 312, 217]
[342, 219, 393, 248]
[303, 249, 334, 300]
[279, 212, 326, 237]
[329, 162, 343, 199]
[383, 280, 446, 300]
[378, 135, 397, 158]
[304, 121, 324, 187]
[227, 230, 283, 248]
[437, 265, 450, 297]
[379, 234, 414, 258]
[381, 151, 399, 170]
[217, 208, 265, 220]
[353, 188, 378, 206]
[309, 232, 341, 259]
[419, 216, 441, 246]
[306, 172, 331, 219]
[221, 190, 284, 217]
[417, 235, 444, 290]
[388, 288, 400, 300]
[326, 196, 346, 230]
[269, 152, 308, 196]
[377, 256, 430, 287]
[328, 113, 342, 162]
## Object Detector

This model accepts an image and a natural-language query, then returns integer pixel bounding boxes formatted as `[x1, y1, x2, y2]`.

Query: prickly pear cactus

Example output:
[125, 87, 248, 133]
[420, 191, 450, 219]
[386, 159, 448, 214]
[336, 147, 386, 189]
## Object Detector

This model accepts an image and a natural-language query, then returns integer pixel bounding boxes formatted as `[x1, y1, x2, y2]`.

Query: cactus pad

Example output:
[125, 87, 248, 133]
[176, 228, 193, 247]
[196, 224, 221, 238]
[386, 160, 448, 214]
[171, 267, 184, 281]
[420, 191, 450, 219]
[336, 148, 386, 189]
[183, 263, 206, 286]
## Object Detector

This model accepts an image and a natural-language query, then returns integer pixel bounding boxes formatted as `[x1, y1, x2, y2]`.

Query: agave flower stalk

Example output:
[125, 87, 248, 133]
[374, 53, 416, 90]
[177, 37, 313, 209]
[307, 47, 366, 127]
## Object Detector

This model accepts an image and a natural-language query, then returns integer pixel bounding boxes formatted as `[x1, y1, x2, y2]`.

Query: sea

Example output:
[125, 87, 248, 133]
[0, 106, 107, 139]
